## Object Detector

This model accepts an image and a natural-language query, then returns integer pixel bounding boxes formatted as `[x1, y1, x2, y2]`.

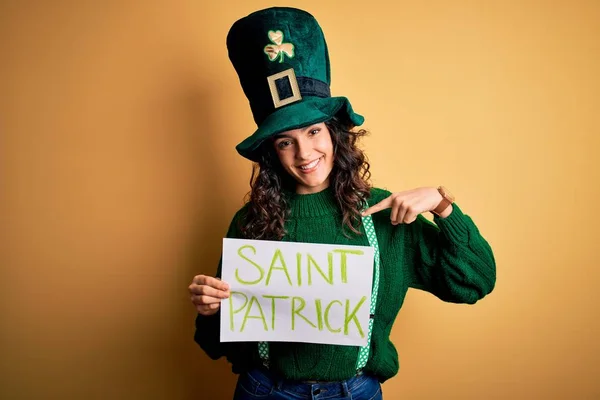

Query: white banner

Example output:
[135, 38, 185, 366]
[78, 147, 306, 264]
[220, 238, 374, 346]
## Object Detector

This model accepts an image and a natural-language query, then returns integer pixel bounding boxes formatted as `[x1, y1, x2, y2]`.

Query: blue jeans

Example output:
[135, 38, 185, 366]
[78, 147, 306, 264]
[232, 367, 383, 400]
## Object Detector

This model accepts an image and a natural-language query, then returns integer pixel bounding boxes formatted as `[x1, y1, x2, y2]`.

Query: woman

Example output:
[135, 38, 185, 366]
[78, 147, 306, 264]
[189, 7, 496, 400]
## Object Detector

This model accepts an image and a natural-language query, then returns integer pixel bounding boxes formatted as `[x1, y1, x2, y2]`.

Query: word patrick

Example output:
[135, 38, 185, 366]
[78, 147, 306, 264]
[228, 292, 367, 336]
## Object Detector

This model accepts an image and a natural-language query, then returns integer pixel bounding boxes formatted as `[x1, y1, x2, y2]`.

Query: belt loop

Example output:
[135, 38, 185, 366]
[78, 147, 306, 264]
[342, 381, 350, 397]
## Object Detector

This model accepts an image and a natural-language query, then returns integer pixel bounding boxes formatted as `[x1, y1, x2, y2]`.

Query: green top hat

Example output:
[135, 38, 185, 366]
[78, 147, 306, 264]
[226, 7, 365, 161]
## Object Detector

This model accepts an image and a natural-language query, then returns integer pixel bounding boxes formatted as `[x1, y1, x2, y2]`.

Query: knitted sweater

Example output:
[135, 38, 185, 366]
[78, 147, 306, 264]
[194, 187, 496, 382]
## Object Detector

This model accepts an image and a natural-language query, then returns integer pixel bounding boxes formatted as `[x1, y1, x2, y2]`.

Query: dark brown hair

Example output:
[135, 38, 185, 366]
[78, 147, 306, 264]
[239, 115, 371, 240]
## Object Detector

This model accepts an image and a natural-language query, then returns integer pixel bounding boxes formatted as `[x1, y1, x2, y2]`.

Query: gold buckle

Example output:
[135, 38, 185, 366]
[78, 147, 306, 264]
[266, 68, 302, 108]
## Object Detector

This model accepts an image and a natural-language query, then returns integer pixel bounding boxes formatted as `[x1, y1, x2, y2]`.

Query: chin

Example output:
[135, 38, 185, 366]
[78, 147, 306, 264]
[289, 161, 333, 193]
[296, 176, 330, 193]
[303, 182, 325, 190]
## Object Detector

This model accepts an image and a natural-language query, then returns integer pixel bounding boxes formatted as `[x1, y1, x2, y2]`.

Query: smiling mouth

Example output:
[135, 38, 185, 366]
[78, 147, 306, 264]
[297, 157, 322, 173]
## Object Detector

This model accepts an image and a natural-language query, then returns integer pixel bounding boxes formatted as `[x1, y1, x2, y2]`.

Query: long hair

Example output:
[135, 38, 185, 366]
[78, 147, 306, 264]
[239, 114, 372, 240]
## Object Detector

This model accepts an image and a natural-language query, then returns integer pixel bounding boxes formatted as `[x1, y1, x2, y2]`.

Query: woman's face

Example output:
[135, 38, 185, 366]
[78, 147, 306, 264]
[273, 122, 334, 194]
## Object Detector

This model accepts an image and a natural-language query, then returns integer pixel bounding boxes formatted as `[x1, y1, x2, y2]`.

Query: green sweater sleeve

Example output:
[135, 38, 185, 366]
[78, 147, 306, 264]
[404, 203, 496, 304]
[193, 207, 246, 360]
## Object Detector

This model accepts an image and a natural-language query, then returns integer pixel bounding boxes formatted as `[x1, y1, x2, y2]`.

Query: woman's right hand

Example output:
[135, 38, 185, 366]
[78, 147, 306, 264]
[189, 275, 230, 316]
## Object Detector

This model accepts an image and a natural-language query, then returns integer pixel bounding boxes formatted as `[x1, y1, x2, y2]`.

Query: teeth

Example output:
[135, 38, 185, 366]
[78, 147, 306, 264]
[300, 158, 320, 170]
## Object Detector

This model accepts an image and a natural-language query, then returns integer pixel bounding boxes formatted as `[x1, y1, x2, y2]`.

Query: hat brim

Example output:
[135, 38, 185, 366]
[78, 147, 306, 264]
[235, 96, 364, 161]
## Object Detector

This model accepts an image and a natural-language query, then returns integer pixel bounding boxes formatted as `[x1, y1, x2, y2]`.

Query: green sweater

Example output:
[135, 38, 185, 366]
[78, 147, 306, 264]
[194, 187, 496, 382]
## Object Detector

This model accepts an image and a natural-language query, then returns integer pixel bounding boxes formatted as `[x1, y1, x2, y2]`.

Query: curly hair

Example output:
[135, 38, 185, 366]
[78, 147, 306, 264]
[239, 114, 372, 240]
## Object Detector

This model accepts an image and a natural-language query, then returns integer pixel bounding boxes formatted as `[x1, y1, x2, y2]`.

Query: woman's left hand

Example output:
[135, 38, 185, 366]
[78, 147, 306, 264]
[361, 187, 451, 224]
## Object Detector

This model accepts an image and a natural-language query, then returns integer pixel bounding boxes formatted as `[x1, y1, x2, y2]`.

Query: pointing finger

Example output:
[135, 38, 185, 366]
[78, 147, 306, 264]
[361, 196, 393, 216]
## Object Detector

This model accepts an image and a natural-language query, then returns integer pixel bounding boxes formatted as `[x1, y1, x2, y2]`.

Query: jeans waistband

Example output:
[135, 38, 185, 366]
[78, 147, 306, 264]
[299, 368, 364, 384]
[250, 366, 372, 396]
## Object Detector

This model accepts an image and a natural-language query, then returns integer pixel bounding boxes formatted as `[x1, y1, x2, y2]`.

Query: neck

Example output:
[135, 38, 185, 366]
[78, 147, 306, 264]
[286, 186, 339, 218]
[295, 179, 330, 194]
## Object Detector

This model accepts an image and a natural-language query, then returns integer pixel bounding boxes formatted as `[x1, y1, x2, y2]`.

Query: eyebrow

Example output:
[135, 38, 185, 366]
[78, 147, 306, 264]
[302, 124, 321, 133]
[274, 125, 319, 140]
[273, 134, 289, 141]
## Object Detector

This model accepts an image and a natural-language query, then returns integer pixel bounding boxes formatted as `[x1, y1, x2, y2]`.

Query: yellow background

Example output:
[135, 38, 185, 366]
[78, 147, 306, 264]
[2, 1, 599, 399]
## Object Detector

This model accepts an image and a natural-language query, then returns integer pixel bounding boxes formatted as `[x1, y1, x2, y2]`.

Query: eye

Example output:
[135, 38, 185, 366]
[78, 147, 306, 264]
[276, 139, 293, 149]
[309, 128, 321, 136]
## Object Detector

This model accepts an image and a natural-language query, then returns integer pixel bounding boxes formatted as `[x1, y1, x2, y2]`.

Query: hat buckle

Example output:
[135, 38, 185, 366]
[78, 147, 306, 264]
[266, 68, 303, 109]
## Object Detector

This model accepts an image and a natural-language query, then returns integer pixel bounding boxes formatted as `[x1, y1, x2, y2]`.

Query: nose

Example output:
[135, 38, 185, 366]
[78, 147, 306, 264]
[295, 136, 312, 160]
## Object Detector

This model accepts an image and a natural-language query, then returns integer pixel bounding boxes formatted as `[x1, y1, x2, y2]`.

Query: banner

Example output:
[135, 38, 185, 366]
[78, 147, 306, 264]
[220, 238, 374, 346]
